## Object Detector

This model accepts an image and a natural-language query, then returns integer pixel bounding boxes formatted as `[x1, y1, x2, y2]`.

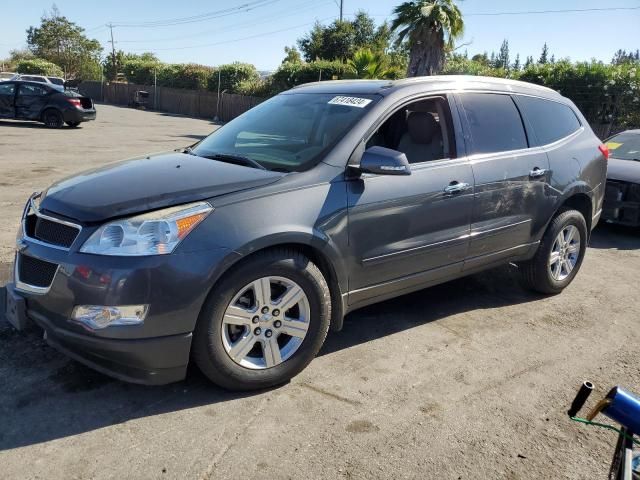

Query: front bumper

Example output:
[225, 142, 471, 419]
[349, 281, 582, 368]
[8, 232, 236, 384]
[602, 179, 640, 227]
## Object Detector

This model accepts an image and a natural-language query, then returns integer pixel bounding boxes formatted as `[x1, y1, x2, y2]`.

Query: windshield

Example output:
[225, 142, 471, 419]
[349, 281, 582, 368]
[192, 92, 378, 172]
[47, 77, 64, 85]
[606, 132, 640, 161]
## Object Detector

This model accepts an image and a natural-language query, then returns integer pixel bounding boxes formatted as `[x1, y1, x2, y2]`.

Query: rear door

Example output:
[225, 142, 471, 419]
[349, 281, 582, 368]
[15, 83, 51, 120]
[455, 92, 551, 268]
[0, 82, 16, 118]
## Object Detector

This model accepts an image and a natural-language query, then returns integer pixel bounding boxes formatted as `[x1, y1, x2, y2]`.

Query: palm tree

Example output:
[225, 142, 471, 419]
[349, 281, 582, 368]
[390, 0, 464, 77]
[348, 48, 393, 79]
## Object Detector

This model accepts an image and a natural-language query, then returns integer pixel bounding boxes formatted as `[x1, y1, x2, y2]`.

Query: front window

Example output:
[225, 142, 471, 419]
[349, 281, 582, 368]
[606, 132, 640, 161]
[193, 93, 379, 172]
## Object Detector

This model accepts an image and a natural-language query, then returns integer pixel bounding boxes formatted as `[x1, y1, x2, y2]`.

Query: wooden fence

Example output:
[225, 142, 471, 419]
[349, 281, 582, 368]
[78, 81, 264, 122]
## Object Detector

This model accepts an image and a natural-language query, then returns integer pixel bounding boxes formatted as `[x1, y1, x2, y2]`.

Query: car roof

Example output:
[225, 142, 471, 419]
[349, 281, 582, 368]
[11, 80, 55, 89]
[290, 75, 562, 100]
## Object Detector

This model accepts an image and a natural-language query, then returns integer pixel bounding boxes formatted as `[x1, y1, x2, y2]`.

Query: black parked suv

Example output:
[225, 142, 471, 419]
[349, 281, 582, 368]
[5, 76, 607, 390]
[0, 80, 95, 127]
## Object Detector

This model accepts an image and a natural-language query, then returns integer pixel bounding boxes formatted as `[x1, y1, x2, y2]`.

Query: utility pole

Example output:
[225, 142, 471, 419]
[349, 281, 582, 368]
[108, 23, 116, 79]
[339, 0, 343, 21]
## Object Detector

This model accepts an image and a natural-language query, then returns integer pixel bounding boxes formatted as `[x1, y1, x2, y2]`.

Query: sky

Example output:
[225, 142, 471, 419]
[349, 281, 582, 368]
[1, 0, 639, 71]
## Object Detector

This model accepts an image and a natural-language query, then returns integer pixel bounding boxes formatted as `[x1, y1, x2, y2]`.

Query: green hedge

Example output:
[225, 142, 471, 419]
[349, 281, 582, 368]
[122, 60, 257, 93]
[270, 60, 351, 92]
[206, 62, 260, 93]
[443, 58, 640, 128]
[15, 58, 64, 77]
[517, 61, 640, 128]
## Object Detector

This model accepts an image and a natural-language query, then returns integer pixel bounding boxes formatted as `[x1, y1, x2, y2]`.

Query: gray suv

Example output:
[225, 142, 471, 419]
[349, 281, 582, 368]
[5, 76, 607, 390]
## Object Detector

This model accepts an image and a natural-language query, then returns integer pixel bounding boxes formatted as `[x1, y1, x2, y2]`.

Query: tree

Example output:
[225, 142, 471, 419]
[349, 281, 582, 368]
[26, 5, 102, 79]
[104, 50, 159, 80]
[612, 49, 640, 65]
[524, 55, 534, 68]
[472, 52, 490, 66]
[538, 42, 549, 64]
[297, 11, 390, 62]
[495, 39, 510, 70]
[390, 0, 464, 77]
[282, 46, 302, 64]
[512, 53, 521, 71]
[347, 48, 400, 79]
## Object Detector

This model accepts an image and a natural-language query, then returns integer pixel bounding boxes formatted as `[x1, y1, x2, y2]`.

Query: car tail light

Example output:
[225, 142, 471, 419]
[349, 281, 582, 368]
[598, 144, 609, 161]
[67, 98, 82, 108]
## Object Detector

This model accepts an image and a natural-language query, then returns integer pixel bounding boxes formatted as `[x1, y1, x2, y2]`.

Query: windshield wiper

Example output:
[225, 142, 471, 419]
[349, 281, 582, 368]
[183, 146, 197, 156]
[202, 152, 266, 170]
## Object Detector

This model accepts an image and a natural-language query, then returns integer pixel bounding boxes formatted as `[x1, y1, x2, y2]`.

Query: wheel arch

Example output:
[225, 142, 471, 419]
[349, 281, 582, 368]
[40, 106, 63, 121]
[209, 237, 346, 332]
[556, 191, 593, 236]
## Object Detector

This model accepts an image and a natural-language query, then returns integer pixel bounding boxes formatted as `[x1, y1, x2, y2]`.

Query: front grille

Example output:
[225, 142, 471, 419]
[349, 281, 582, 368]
[25, 214, 80, 248]
[605, 180, 627, 202]
[18, 254, 59, 288]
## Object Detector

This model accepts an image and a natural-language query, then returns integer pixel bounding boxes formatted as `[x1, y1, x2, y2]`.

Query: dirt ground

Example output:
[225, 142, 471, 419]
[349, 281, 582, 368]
[1, 105, 639, 480]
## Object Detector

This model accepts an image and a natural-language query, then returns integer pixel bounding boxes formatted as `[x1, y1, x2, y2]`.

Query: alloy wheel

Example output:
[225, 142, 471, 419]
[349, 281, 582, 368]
[548, 224, 581, 281]
[221, 276, 310, 369]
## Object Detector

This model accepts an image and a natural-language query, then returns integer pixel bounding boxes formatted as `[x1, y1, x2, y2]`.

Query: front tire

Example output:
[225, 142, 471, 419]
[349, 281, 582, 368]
[42, 109, 64, 128]
[519, 208, 588, 294]
[193, 249, 331, 391]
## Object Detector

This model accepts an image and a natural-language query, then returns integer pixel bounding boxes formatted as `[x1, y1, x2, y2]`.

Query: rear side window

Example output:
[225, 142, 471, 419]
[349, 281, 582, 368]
[516, 95, 581, 145]
[18, 84, 47, 96]
[0, 83, 15, 95]
[459, 93, 528, 154]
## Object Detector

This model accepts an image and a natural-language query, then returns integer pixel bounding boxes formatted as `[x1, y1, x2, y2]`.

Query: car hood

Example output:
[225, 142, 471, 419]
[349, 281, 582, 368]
[39, 152, 283, 222]
[607, 157, 640, 184]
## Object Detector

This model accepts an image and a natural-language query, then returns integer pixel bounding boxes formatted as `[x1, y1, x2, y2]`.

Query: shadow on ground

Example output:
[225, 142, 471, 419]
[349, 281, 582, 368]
[590, 223, 640, 250]
[0, 223, 635, 451]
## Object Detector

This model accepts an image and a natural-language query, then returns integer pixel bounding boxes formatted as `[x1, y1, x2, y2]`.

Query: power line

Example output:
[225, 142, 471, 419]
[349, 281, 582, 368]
[114, 0, 330, 44]
[110, 0, 283, 28]
[466, 6, 640, 16]
[346, 5, 640, 19]
[129, 17, 334, 52]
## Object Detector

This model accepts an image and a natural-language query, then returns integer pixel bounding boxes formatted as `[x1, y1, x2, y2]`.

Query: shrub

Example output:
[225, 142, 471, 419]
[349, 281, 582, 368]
[207, 62, 260, 94]
[122, 59, 158, 85]
[271, 60, 351, 92]
[15, 58, 63, 76]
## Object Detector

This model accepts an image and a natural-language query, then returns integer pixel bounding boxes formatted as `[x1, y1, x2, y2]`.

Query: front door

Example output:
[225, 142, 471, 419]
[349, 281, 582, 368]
[455, 92, 551, 267]
[15, 83, 49, 120]
[0, 82, 16, 118]
[347, 95, 474, 305]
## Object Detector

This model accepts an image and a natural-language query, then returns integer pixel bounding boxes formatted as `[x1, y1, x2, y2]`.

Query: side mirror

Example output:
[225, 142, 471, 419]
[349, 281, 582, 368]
[358, 146, 411, 176]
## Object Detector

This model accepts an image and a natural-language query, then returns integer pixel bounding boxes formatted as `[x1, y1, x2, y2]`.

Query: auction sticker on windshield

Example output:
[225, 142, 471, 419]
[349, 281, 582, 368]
[328, 96, 372, 108]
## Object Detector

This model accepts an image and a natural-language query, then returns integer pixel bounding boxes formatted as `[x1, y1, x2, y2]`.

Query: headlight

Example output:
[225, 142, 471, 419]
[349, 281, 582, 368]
[80, 202, 212, 256]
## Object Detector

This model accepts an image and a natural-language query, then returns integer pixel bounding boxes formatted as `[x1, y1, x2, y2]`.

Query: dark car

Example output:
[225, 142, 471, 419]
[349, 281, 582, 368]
[0, 80, 95, 128]
[4, 76, 607, 390]
[601, 130, 640, 226]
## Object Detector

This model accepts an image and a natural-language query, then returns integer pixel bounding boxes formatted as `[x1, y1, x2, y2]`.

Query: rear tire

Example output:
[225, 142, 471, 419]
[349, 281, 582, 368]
[193, 249, 331, 391]
[42, 109, 63, 128]
[66, 121, 80, 128]
[518, 208, 588, 294]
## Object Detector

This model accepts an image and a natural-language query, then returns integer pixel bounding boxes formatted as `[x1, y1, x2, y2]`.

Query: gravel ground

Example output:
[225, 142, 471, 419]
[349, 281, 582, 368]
[1, 104, 639, 480]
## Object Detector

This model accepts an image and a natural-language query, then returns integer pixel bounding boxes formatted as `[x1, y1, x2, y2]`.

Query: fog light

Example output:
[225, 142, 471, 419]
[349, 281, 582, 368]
[71, 305, 148, 330]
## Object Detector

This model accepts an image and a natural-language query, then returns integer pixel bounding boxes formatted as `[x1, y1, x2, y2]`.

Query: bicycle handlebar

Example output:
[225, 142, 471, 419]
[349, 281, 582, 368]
[569, 381, 640, 434]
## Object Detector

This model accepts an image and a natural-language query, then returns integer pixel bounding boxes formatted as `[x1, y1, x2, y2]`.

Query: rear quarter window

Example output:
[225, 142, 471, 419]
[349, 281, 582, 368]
[458, 93, 528, 155]
[516, 95, 581, 145]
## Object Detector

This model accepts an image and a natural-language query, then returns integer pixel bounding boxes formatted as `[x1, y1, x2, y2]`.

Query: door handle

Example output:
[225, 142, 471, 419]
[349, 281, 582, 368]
[529, 167, 547, 178]
[443, 181, 471, 195]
